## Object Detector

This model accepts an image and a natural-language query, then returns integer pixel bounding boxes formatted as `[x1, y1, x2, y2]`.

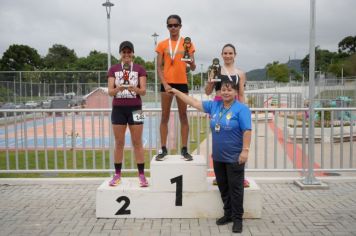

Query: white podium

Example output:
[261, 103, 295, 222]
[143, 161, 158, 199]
[96, 155, 261, 218]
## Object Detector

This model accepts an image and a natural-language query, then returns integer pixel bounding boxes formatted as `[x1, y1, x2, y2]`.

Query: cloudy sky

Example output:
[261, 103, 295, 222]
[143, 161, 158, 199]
[0, 0, 355, 72]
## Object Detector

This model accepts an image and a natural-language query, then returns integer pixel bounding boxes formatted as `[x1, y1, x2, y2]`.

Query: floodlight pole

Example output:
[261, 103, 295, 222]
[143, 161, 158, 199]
[102, 0, 114, 70]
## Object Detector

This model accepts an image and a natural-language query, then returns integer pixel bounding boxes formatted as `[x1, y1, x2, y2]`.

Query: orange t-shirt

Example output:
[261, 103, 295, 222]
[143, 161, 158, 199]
[156, 37, 196, 84]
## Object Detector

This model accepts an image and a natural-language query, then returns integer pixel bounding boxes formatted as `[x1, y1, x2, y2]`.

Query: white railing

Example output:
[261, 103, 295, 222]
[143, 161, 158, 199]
[0, 107, 355, 174]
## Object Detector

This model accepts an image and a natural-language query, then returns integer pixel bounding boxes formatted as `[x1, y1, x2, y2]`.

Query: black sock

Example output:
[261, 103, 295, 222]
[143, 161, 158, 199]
[114, 163, 122, 175]
[137, 163, 144, 175]
[181, 146, 188, 154]
[162, 146, 167, 153]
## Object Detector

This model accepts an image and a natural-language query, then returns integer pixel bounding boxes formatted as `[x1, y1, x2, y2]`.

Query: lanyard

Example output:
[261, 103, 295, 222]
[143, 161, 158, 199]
[217, 101, 235, 125]
[168, 36, 181, 64]
[222, 66, 239, 84]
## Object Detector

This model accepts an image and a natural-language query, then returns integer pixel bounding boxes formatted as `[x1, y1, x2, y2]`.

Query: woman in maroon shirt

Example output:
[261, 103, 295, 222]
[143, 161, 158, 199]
[107, 41, 148, 187]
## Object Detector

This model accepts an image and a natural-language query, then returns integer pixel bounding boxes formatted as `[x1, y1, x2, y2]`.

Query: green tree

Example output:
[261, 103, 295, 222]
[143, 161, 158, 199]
[133, 56, 145, 66]
[265, 61, 289, 83]
[0, 44, 42, 71]
[342, 53, 356, 76]
[145, 61, 155, 71]
[74, 50, 118, 71]
[338, 35, 356, 55]
[301, 47, 340, 78]
[327, 63, 343, 77]
[43, 44, 77, 70]
[290, 69, 302, 81]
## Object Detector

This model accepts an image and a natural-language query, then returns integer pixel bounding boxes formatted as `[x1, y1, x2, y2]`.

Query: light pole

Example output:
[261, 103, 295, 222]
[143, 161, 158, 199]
[200, 64, 203, 100]
[152, 32, 159, 106]
[341, 66, 344, 96]
[103, 0, 114, 173]
[303, 0, 320, 186]
[102, 0, 114, 70]
[200, 64, 205, 134]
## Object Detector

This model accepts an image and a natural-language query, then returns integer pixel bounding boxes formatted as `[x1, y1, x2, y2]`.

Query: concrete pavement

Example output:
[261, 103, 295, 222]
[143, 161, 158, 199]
[1, 178, 356, 236]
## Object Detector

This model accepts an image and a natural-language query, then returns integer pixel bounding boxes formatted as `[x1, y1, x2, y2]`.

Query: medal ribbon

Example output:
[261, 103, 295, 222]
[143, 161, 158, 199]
[168, 37, 181, 64]
[222, 66, 239, 84]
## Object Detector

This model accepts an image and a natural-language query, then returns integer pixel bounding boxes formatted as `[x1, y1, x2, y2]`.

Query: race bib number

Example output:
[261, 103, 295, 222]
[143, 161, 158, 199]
[132, 110, 145, 123]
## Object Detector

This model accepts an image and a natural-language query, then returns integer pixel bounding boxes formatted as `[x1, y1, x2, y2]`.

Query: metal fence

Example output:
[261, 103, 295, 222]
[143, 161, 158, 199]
[0, 107, 355, 174]
[1, 71, 355, 104]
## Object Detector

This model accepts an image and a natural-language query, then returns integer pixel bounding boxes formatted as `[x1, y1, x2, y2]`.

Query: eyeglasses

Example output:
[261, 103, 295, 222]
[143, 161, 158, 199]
[167, 24, 181, 28]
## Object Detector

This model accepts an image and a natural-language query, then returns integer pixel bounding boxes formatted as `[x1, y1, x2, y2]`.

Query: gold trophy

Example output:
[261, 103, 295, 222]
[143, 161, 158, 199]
[181, 37, 192, 62]
[210, 58, 221, 82]
[122, 63, 130, 88]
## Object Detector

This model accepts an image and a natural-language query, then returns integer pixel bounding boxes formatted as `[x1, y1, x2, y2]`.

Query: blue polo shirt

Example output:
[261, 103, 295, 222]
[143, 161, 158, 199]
[202, 100, 252, 163]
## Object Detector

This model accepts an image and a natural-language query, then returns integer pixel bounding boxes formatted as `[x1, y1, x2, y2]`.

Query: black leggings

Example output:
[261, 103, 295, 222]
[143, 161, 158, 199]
[213, 160, 245, 221]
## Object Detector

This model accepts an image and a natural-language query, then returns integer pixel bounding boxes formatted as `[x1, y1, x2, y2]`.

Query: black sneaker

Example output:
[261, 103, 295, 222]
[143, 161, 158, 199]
[216, 215, 232, 225]
[232, 220, 243, 233]
[181, 149, 193, 161]
[155, 149, 167, 161]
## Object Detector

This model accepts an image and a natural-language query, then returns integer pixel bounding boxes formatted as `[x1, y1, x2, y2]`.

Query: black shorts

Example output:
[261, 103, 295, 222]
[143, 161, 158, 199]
[111, 105, 143, 125]
[160, 83, 189, 93]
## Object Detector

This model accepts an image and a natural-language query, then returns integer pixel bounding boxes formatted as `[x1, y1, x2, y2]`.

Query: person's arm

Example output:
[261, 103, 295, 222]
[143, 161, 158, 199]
[127, 75, 146, 96]
[157, 52, 171, 92]
[169, 88, 203, 112]
[237, 70, 246, 103]
[238, 130, 251, 164]
[108, 76, 125, 97]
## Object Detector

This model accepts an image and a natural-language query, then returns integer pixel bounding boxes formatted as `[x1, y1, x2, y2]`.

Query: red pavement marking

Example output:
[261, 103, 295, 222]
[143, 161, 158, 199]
[208, 155, 215, 177]
[268, 118, 325, 177]
[207, 116, 325, 177]
[264, 96, 273, 107]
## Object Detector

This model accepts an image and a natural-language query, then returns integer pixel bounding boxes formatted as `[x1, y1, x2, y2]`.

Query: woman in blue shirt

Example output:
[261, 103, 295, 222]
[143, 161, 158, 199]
[168, 80, 252, 233]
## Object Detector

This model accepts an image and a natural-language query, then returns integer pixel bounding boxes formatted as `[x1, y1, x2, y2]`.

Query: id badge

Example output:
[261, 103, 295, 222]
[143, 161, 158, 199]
[132, 110, 145, 123]
[215, 124, 220, 132]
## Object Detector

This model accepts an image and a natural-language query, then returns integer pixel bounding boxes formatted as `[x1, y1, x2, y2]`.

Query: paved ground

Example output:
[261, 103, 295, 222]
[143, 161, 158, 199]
[0, 178, 356, 236]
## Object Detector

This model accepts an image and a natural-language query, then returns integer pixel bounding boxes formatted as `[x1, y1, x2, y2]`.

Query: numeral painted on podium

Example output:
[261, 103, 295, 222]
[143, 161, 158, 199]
[115, 196, 131, 215]
[170, 175, 183, 206]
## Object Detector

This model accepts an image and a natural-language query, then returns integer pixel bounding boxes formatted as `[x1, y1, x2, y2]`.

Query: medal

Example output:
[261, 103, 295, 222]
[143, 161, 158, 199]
[215, 124, 220, 132]
[169, 37, 181, 67]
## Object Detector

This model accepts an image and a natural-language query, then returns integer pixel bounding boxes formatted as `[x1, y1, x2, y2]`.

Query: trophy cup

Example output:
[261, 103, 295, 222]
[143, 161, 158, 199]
[181, 37, 192, 62]
[210, 58, 221, 82]
[122, 63, 130, 88]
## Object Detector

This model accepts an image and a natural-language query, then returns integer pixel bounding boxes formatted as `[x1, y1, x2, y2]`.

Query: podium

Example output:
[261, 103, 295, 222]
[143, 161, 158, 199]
[96, 155, 261, 218]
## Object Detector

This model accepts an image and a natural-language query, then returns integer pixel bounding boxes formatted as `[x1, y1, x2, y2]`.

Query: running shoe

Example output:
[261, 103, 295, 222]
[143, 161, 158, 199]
[109, 174, 121, 187]
[139, 174, 149, 187]
[155, 149, 168, 161]
[181, 150, 193, 161]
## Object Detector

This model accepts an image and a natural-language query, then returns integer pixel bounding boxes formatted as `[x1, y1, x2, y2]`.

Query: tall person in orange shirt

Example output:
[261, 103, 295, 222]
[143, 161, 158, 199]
[155, 14, 196, 161]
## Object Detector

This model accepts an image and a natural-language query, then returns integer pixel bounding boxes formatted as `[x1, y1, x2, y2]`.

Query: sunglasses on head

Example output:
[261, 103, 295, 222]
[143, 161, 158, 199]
[167, 24, 180, 28]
